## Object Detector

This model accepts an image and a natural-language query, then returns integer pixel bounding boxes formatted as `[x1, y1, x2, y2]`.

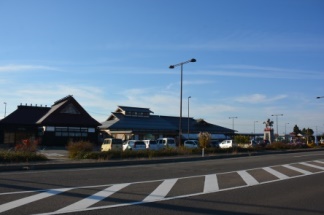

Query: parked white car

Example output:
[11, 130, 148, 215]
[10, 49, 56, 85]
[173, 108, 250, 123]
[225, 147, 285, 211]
[122, 140, 147, 151]
[156, 137, 177, 148]
[219, 139, 235, 148]
[143, 140, 158, 150]
[122, 140, 136, 151]
[184, 140, 198, 149]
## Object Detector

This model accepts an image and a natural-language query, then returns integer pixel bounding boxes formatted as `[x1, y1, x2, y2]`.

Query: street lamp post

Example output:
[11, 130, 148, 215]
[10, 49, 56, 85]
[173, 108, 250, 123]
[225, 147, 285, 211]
[285, 123, 289, 142]
[271, 114, 283, 137]
[187, 96, 191, 140]
[229, 117, 238, 131]
[254, 120, 258, 135]
[3, 102, 6, 118]
[169, 58, 196, 146]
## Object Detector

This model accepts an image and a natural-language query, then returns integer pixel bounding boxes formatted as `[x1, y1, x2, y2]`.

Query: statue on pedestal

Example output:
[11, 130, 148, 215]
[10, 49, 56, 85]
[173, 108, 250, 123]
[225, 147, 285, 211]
[263, 119, 274, 143]
[263, 119, 273, 130]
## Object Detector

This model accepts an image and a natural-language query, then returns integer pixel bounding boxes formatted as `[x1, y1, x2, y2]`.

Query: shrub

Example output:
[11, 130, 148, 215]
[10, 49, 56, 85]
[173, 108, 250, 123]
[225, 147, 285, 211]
[0, 138, 48, 163]
[67, 140, 94, 159]
[0, 150, 48, 163]
[15, 138, 39, 152]
[198, 132, 211, 148]
[234, 135, 250, 144]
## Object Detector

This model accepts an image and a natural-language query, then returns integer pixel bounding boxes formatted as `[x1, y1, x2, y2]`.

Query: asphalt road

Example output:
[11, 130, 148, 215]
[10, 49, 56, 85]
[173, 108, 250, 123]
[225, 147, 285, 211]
[0, 150, 323, 215]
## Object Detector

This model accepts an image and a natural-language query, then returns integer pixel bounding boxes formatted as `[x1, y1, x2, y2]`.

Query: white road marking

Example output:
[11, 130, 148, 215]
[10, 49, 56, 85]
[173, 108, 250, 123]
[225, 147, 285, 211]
[2, 159, 323, 215]
[237, 170, 259, 186]
[0, 188, 72, 213]
[203, 174, 219, 193]
[300, 162, 324, 171]
[283, 164, 312, 175]
[314, 160, 324, 164]
[55, 183, 130, 212]
[263, 167, 289, 180]
[143, 179, 178, 202]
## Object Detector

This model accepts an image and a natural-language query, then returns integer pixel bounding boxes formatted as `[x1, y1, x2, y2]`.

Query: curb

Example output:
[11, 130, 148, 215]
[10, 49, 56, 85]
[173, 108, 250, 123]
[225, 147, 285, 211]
[1, 148, 323, 172]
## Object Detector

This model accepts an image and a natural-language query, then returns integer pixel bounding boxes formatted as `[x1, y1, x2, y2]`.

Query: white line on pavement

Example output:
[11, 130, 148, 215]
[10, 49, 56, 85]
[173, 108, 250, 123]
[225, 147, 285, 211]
[55, 183, 130, 212]
[143, 179, 178, 202]
[283, 164, 312, 175]
[300, 162, 324, 171]
[237, 170, 259, 186]
[0, 188, 72, 213]
[203, 174, 219, 193]
[263, 167, 289, 180]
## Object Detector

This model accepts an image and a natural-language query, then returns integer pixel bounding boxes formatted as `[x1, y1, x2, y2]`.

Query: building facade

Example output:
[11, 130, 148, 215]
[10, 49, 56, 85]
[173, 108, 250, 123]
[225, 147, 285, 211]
[99, 106, 234, 144]
[0, 95, 101, 147]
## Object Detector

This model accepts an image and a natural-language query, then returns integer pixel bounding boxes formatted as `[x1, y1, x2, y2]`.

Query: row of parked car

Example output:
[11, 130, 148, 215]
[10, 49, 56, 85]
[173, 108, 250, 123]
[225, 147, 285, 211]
[101, 138, 241, 152]
[183, 139, 236, 149]
[101, 138, 177, 152]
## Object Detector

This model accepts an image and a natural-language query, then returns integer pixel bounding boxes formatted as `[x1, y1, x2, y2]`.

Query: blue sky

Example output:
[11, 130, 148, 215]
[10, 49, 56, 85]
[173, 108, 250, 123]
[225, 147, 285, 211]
[1, 0, 324, 135]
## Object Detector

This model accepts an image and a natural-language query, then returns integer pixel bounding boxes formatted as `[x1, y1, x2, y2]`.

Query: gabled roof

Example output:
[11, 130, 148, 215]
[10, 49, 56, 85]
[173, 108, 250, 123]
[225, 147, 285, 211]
[0, 105, 50, 125]
[100, 107, 234, 134]
[100, 113, 177, 131]
[159, 116, 234, 134]
[36, 95, 100, 127]
[0, 95, 100, 127]
[116, 106, 153, 114]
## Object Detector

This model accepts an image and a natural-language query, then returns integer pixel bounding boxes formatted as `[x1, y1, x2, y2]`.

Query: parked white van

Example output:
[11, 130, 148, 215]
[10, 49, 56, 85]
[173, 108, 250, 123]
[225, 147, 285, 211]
[219, 139, 235, 149]
[101, 138, 123, 151]
[156, 137, 177, 148]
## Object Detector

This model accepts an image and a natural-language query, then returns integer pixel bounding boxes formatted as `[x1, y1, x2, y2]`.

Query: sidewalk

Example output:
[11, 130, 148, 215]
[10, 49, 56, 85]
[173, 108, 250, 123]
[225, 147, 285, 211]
[1, 148, 323, 172]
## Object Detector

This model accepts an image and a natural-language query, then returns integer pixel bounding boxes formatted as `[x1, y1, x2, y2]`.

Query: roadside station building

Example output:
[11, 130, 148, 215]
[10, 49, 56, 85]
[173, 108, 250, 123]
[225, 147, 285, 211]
[0, 95, 100, 147]
[99, 106, 234, 143]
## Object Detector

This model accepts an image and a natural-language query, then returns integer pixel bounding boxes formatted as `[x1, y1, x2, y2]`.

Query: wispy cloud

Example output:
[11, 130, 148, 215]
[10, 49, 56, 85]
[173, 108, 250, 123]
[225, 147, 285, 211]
[235, 93, 287, 104]
[190, 65, 324, 80]
[0, 64, 60, 72]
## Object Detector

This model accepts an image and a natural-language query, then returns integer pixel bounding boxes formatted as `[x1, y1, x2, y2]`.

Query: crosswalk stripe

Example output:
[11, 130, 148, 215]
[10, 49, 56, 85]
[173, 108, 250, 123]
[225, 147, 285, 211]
[283, 164, 312, 175]
[56, 183, 130, 212]
[0, 188, 72, 213]
[263, 167, 289, 180]
[203, 174, 219, 193]
[143, 179, 178, 202]
[314, 160, 324, 164]
[237, 170, 259, 186]
[300, 162, 324, 171]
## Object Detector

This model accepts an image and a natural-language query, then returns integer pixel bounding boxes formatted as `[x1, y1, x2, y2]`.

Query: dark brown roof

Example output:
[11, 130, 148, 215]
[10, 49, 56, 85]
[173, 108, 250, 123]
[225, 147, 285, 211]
[0, 105, 50, 125]
[36, 95, 100, 127]
[0, 95, 100, 127]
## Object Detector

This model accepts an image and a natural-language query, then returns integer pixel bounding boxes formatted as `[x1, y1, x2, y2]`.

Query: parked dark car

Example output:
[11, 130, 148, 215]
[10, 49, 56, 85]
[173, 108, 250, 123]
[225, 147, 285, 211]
[209, 140, 220, 148]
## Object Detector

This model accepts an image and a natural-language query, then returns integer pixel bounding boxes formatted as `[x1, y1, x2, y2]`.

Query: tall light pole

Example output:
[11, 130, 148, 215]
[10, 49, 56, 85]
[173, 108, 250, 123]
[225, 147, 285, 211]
[271, 114, 283, 137]
[254, 120, 258, 132]
[169, 58, 196, 145]
[229, 117, 238, 131]
[285, 123, 289, 142]
[187, 96, 191, 140]
[3, 102, 6, 118]
[253, 121, 258, 140]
